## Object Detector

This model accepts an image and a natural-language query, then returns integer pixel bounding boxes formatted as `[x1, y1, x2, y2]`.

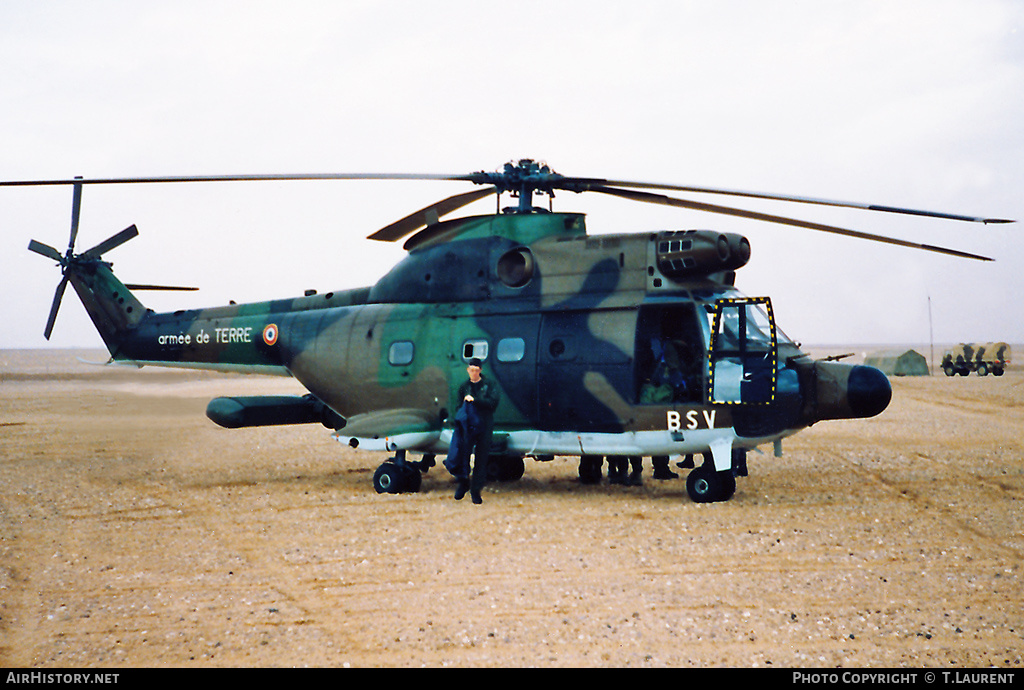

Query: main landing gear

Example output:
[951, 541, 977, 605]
[372, 451, 428, 494]
[372, 451, 526, 494]
[372, 449, 745, 502]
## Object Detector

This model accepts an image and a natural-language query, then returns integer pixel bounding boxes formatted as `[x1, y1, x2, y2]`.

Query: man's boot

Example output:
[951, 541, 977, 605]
[608, 456, 627, 485]
[652, 455, 678, 480]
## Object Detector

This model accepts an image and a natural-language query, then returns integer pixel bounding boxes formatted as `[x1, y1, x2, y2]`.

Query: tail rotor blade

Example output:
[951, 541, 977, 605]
[28, 239, 63, 262]
[81, 225, 138, 259]
[44, 276, 69, 340]
[68, 178, 83, 251]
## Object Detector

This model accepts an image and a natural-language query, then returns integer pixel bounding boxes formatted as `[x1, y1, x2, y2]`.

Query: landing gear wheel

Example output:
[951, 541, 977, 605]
[373, 462, 420, 494]
[686, 465, 736, 503]
[373, 463, 402, 494]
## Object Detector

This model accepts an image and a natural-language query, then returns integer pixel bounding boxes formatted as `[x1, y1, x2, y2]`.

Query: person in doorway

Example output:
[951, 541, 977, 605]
[453, 358, 500, 504]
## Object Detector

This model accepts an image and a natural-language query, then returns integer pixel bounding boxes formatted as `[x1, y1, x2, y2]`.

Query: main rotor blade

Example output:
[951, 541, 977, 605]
[68, 178, 83, 250]
[28, 239, 63, 262]
[590, 185, 994, 261]
[579, 178, 1015, 225]
[80, 225, 139, 259]
[44, 276, 69, 340]
[6, 167, 1010, 229]
[367, 187, 497, 242]
[0, 172, 475, 187]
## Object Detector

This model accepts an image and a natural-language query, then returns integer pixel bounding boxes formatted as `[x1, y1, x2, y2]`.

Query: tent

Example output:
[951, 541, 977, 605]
[864, 349, 930, 376]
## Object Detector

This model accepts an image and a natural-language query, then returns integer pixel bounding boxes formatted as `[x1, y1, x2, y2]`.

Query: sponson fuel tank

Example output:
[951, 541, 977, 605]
[206, 395, 345, 430]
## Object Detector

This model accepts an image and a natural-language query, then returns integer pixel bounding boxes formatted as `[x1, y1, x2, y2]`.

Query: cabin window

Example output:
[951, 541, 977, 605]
[496, 337, 526, 362]
[635, 303, 705, 404]
[462, 340, 489, 362]
[388, 341, 415, 366]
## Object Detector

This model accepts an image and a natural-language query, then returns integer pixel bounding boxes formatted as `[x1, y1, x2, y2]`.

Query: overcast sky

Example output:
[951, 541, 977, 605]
[2, 0, 1021, 351]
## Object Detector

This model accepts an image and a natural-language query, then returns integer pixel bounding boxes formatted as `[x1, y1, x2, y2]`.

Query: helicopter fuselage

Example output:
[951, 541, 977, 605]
[81, 212, 890, 479]
[23, 159, 1010, 502]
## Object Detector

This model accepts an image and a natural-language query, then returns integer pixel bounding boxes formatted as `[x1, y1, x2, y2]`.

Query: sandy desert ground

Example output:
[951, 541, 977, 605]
[0, 347, 1021, 668]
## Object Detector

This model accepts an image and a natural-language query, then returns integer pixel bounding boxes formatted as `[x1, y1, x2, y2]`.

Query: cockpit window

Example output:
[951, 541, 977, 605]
[715, 301, 774, 351]
[708, 296, 778, 404]
[696, 288, 793, 346]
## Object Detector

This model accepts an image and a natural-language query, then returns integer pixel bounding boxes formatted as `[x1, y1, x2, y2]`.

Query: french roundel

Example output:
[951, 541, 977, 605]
[262, 323, 279, 346]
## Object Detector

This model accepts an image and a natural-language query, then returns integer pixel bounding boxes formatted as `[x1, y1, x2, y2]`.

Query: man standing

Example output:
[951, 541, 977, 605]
[454, 358, 500, 504]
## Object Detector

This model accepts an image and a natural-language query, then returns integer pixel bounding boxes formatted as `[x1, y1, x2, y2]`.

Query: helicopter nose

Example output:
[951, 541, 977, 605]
[812, 361, 892, 422]
[847, 365, 892, 418]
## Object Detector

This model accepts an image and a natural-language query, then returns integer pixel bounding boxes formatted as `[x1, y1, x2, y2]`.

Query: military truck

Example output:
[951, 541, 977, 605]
[941, 342, 1011, 376]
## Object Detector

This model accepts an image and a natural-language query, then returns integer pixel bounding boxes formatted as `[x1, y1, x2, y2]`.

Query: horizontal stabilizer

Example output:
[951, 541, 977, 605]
[124, 283, 199, 291]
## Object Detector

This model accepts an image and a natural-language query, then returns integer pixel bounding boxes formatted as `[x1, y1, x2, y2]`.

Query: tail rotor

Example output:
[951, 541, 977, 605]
[27, 178, 142, 339]
[40, 275, 70, 341]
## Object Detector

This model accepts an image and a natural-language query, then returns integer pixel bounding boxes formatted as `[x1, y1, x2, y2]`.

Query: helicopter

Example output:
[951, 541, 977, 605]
[11, 159, 1013, 503]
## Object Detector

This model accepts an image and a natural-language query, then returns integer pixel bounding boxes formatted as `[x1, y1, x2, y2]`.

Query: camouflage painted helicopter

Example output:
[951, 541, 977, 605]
[12, 159, 1012, 502]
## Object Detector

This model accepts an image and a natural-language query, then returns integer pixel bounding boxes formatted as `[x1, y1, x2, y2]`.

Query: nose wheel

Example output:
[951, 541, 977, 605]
[685, 459, 736, 503]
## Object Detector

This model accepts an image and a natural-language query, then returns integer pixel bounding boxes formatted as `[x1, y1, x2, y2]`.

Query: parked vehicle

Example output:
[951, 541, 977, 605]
[941, 342, 1011, 376]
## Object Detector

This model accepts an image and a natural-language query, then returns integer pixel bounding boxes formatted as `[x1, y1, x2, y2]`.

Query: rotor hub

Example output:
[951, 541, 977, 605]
[470, 159, 564, 213]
